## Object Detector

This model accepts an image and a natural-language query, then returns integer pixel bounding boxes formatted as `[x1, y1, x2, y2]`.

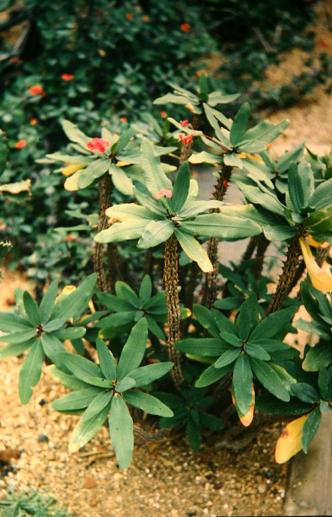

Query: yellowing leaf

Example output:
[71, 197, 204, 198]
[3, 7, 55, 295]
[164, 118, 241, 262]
[64, 170, 81, 191]
[232, 384, 255, 427]
[299, 238, 332, 293]
[60, 163, 86, 177]
[0, 179, 31, 194]
[275, 414, 309, 464]
[305, 235, 330, 249]
[237, 152, 263, 163]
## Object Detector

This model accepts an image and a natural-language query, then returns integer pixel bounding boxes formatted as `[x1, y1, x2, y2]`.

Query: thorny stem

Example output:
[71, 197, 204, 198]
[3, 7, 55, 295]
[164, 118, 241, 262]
[252, 234, 270, 278]
[266, 236, 302, 314]
[241, 235, 260, 264]
[93, 175, 118, 292]
[317, 245, 331, 267]
[163, 235, 184, 388]
[203, 165, 232, 308]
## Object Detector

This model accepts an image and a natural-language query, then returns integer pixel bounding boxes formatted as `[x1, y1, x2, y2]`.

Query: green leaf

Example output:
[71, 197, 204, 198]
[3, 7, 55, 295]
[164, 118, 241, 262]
[302, 408, 321, 453]
[176, 337, 227, 357]
[128, 362, 173, 387]
[302, 342, 332, 372]
[175, 230, 213, 272]
[97, 311, 136, 329]
[61, 120, 89, 147]
[138, 220, 174, 249]
[117, 318, 148, 379]
[239, 119, 288, 149]
[215, 348, 241, 368]
[245, 343, 271, 361]
[0, 328, 37, 345]
[111, 165, 134, 196]
[124, 390, 173, 417]
[249, 306, 297, 341]
[78, 159, 109, 189]
[40, 280, 58, 323]
[69, 391, 112, 452]
[40, 333, 65, 363]
[0, 339, 35, 358]
[318, 367, 332, 400]
[116, 377, 136, 392]
[53, 387, 102, 412]
[109, 395, 134, 468]
[182, 213, 261, 240]
[230, 103, 251, 146]
[218, 331, 242, 347]
[55, 326, 86, 341]
[52, 274, 97, 320]
[153, 93, 190, 105]
[46, 365, 91, 390]
[309, 178, 332, 210]
[264, 224, 297, 241]
[18, 340, 45, 404]
[236, 295, 259, 340]
[115, 281, 140, 307]
[195, 364, 231, 388]
[0, 312, 32, 333]
[57, 352, 102, 381]
[290, 383, 320, 404]
[250, 359, 290, 401]
[114, 128, 135, 153]
[44, 318, 67, 333]
[193, 305, 220, 337]
[95, 219, 149, 244]
[288, 161, 315, 212]
[140, 140, 172, 196]
[96, 339, 117, 380]
[232, 354, 253, 415]
[170, 162, 190, 212]
[139, 275, 152, 304]
[97, 292, 133, 312]
[23, 292, 41, 326]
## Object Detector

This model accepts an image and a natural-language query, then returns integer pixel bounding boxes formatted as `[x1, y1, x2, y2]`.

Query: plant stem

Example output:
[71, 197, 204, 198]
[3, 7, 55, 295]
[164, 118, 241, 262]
[93, 175, 114, 292]
[266, 237, 301, 314]
[203, 165, 232, 308]
[241, 235, 260, 264]
[252, 234, 270, 278]
[163, 234, 184, 387]
[317, 245, 331, 267]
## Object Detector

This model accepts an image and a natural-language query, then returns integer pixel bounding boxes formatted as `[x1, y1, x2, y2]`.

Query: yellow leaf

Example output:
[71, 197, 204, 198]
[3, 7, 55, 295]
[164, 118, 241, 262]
[60, 164, 85, 177]
[305, 234, 329, 249]
[0, 179, 31, 194]
[237, 152, 263, 163]
[299, 238, 332, 293]
[64, 170, 81, 191]
[275, 414, 309, 464]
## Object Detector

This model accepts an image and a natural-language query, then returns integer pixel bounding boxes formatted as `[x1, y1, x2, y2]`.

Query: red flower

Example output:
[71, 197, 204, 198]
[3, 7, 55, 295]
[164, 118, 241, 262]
[28, 85, 45, 96]
[126, 13, 133, 20]
[179, 133, 193, 145]
[65, 234, 76, 242]
[30, 118, 38, 126]
[61, 73, 74, 81]
[160, 111, 168, 119]
[142, 15, 150, 22]
[120, 116, 128, 123]
[15, 139, 27, 149]
[87, 138, 111, 154]
[180, 23, 191, 33]
[180, 119, 190, 127]
[223, 179, 229, 190]
[154, 189, 173, 200]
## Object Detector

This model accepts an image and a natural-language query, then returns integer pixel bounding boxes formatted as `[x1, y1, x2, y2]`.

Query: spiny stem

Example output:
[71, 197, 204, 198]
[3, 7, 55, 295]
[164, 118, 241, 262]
[317, 245, 331, 267]
[241, 235, 260, 264]
[266, 237, 301, 314]
[93, 175, 117, 292]
[163, 234, 184, 387]
[252, 234, 270, 278]
[203, 165, 232, 308]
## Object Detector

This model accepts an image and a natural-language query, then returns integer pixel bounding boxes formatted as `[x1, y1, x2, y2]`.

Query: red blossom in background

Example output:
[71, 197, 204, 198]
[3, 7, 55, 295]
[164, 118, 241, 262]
[87, 138, 111, 154]
[126, 13, 133, 21]
[30, 118, 38, 126]
[154, 189, 173, 200]
[160, 111, 168, 119]
[28, 85, 45, 96]
[180, 23, 191, 33]
[65, 234, 76, 242]
[120, 116, 128, 123]
[179, 133, 193, 145]
[61, 73, 74, 81]
[180, 120, 190, 127]
[15, 139, 27, 149]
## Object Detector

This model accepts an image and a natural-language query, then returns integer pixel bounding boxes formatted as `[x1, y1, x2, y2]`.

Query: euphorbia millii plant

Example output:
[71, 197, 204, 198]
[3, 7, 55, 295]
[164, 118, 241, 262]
[1, 79, 331, 469]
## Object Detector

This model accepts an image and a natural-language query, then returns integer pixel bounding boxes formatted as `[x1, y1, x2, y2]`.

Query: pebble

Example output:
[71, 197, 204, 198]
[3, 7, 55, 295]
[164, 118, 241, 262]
[37, 433, 49, 443]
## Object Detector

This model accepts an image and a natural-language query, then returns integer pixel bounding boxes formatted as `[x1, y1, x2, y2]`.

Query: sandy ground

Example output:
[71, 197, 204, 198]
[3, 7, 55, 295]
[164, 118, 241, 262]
[0, 2, 331, 516]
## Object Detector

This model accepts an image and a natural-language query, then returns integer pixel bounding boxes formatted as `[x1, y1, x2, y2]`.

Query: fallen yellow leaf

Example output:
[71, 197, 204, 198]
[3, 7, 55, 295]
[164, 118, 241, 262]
[275, 414, 309, 464]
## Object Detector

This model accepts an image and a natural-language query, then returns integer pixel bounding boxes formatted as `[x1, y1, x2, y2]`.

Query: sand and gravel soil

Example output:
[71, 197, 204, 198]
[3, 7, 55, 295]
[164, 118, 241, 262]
[0, 1, 331, 515]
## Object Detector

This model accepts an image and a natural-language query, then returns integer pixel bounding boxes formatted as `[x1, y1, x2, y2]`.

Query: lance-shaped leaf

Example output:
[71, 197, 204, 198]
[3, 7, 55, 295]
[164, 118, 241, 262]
[175, 230, 213, 272]
[137, 220, 174, 248]
[182, 213, 261, 240]
[275, 414, 309, 463]
[124, 390, 173, 417]
[170, 162, 191, 213]
[230, 103, 251, 146]
[18, 340, 44, 404]
[109, 395, 134, 468]
[95, 218, 150, 244]
[117, 318, 148, 379]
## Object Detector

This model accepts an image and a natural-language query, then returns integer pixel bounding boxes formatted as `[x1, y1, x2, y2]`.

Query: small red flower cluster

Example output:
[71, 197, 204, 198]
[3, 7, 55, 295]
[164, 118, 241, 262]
[65, 234, 76, 242]
[180, 120, 190, 127]
[160, 111, 168, 119]
[15, 139, 27, 149]
[61, 73, 74, 81]
[87, 138, 111, 154]
[120, 116, 128, 123]
[154, 189, 173, 200]
[179, 134, 193, 145]
[28, 85, 45, 96]
[180, 23, 191, 33]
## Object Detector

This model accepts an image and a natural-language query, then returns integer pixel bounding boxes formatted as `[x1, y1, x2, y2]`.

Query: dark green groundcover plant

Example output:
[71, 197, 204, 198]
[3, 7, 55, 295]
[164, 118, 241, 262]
[0, 78, 331, 468]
